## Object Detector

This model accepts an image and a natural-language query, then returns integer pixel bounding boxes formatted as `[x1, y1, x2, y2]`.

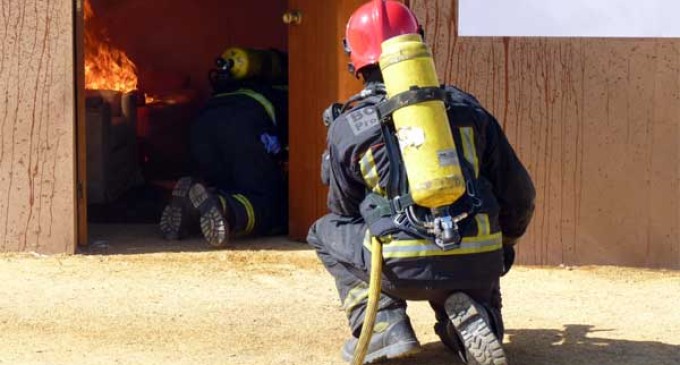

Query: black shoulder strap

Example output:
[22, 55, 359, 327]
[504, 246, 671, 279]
[322, 103, 343, 127]
[341, 84, 387, 113]
[451, 127, 483, 213]
[376, 86, 448, 120]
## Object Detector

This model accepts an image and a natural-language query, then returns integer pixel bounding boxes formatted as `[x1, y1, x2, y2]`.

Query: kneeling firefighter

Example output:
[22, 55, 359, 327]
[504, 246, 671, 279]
[160, 47, 288, 247]
[307, 1, 535, 364]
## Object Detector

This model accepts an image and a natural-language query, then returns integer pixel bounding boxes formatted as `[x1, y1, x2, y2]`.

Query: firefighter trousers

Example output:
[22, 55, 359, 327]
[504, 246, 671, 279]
[307, 213, 503, 338]
[189, 102, 287, 236]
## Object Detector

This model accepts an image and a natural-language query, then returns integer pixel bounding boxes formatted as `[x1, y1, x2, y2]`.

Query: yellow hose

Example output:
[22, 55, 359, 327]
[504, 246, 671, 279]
[352, 236, 383, 365]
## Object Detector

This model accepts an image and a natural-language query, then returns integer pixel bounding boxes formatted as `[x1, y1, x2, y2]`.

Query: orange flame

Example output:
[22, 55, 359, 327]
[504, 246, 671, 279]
[84, 0, 138, 93]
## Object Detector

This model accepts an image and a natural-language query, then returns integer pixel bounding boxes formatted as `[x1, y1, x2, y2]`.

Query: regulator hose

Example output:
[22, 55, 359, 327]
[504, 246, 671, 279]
[351, 236, 383, 365]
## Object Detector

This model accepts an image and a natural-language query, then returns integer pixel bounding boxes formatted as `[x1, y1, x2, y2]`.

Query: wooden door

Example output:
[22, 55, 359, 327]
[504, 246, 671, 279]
[76, 0, 89, 247]
[287, 0, 365, 240]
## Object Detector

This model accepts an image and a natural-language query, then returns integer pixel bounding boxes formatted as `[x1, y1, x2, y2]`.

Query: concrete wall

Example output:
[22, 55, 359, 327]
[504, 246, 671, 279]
[412, 0, 680, 268]
[0, 0, 76, 253]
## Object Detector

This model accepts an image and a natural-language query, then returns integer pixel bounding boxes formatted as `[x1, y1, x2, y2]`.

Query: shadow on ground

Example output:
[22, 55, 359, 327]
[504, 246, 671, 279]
[505, 325, 680, 365]
[388, 325, 680, 365]
[79, 224, 309, 255]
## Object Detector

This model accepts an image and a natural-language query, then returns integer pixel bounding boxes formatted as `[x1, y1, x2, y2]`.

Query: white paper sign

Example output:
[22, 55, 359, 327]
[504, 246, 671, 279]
[460, 0, 680, 38]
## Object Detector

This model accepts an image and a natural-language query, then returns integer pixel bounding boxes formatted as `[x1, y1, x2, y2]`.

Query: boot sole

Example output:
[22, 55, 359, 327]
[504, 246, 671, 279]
[342, 340, 421, 364]
[445, 293, 507, 365]
[159, 177, 194, 240]
[189, 183, 229, 248]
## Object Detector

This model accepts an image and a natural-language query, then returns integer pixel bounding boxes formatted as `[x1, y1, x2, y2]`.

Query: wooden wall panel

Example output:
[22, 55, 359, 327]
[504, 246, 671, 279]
[411, 0, 680, 268]
[0, 0, 76, 254]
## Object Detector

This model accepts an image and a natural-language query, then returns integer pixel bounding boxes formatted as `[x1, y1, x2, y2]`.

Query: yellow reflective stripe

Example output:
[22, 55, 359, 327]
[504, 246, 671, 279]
[460, 127, 479, 177]
[475, 213, 491, 236]
[382, 244, 501, 259]
[381, 233, 502, 259]
[343, 283, 369, 314]
[359, 149, 384, 194]
[232, 194, 256, 235]
[384, 233, 500, 247]
[214, 88, 276, 125]
[461, 128, 491, 246]
[364, 232, 502, 259]
[217, 195, 228, 213]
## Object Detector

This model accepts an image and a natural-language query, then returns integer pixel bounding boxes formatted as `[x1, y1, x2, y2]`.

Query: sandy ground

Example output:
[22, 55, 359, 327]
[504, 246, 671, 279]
[1, 225, 679, 365]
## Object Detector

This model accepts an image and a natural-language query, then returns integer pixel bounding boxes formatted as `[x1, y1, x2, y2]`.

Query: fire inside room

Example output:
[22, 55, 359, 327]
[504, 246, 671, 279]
[82, 0, 289, 251]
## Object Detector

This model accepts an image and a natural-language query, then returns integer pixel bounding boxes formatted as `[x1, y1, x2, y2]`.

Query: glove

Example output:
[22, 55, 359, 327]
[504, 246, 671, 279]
[260, 133, 281, 155]
[359, 193, 400, 238]
[502, 235, 519, 247]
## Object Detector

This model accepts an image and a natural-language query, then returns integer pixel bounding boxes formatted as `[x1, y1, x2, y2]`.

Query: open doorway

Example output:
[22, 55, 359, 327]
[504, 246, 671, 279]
[78, 0, 290, 254]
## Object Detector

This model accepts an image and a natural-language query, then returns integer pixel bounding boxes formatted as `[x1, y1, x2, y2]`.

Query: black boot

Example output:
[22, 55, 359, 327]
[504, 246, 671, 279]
[159, 177, 199, 240]
[434, 314, 465, 361]
[444, 292, 507, 365]
[341, 311, 421, 364]
[188, 183, 230, 248]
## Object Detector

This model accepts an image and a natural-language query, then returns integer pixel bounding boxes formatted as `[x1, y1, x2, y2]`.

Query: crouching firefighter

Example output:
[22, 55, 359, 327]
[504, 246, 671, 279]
[307, 1, 535, 364]
[160, 47, 288, 247]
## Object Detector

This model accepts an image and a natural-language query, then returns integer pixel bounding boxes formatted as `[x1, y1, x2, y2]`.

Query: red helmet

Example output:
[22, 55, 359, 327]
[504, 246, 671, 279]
[344, 0, 421, 76]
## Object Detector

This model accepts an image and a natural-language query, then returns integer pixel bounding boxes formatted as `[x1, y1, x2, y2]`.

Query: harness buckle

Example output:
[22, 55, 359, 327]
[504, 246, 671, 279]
[392, 211, 409, 230]
[432, 212, 468, 251]
[392, 196, 407, 213]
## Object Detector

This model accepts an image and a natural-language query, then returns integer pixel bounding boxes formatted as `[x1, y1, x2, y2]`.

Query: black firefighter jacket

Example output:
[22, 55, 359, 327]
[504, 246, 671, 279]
[321, 83, 536, 288]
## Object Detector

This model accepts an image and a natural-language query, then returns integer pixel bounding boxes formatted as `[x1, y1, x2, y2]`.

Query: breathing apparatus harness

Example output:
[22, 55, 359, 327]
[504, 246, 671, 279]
[340, 3, 480, 364]
[328, 84, 483, 250]
[331, 80, 487, 365]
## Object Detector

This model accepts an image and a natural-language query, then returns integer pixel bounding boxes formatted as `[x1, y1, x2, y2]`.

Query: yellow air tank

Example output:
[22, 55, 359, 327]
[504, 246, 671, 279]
[221, 47, 285, 81]
[379, 33, 465, 208]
